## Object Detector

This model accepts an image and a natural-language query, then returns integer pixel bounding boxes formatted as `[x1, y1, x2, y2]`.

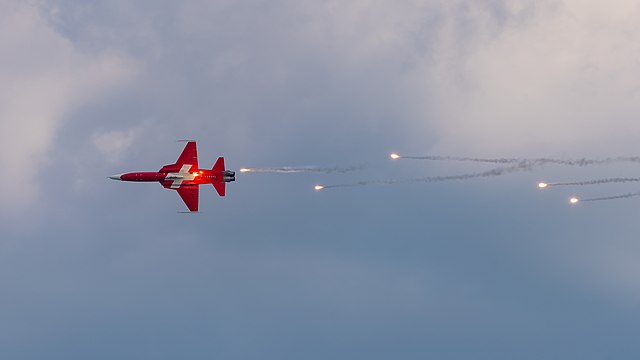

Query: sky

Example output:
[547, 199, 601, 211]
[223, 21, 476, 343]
[2, 0, 640, 359]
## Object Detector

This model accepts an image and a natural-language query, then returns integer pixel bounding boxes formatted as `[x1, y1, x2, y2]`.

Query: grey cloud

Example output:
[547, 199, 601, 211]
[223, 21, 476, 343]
[0, 1, 137, 212]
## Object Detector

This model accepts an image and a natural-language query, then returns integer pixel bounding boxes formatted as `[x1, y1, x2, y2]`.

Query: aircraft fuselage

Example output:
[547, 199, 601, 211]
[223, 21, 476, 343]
[110, 170, 236, 184]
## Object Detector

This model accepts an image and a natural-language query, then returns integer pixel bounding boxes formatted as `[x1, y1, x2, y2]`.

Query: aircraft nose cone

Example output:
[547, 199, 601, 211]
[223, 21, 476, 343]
[109, 174, 122, 180]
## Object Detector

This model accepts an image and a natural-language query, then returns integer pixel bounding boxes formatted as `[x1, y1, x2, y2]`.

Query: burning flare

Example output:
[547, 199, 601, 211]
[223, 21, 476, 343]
[569, 197, 580, 205]
[537, 182, 548, 189]
[390, 153, 401, 160]
[239, 168, 251, 173]
[314, 185, 325, 191]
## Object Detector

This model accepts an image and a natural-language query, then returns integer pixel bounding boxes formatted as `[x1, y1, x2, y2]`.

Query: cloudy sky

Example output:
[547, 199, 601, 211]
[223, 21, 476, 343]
[3, 0, 640, 358]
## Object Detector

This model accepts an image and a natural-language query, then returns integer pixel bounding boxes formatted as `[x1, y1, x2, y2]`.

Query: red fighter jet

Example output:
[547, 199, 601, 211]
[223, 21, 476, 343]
[109, 141, 235, 212]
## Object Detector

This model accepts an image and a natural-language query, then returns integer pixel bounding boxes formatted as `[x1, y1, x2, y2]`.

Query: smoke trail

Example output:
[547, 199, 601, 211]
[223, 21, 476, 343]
[240, 165, 365, 174]
[320, 163, 531, 189]
[545, 177, 640, 187]
[398, 155, 640, 167]
[401, 155, 520, 164]
[578, 192, 640, 202]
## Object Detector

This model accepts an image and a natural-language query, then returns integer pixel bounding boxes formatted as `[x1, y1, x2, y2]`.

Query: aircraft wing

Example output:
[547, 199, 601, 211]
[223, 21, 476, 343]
[176, 186, 199, 212]
[160, 141, 198, 172]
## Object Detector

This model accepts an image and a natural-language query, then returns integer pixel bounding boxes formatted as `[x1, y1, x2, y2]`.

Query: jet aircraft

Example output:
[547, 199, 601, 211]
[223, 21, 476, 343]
[109, 141, 235, 212]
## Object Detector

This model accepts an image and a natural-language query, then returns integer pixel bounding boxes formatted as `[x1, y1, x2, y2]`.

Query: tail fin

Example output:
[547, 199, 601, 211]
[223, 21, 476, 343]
[212, 157, 225, 172]
[213, 182, 225, 197]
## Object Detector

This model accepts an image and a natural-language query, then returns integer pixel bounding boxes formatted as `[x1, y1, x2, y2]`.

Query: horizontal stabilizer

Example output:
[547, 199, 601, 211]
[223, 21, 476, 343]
[212, 157, 225, 172]
[213, 182, 225, 197]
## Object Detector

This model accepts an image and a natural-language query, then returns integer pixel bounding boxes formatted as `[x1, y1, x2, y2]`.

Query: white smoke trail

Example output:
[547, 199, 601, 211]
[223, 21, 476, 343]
[320, 164, 531, 190]
[577, 192, 640, 202]
[398, 155, 640, 167]
[240, 165, 365, 174]
[545, 177, 640, 187]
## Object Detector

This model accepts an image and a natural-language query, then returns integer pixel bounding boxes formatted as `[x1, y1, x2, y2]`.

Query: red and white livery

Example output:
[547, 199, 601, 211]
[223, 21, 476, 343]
[109, 141, 235, 212]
